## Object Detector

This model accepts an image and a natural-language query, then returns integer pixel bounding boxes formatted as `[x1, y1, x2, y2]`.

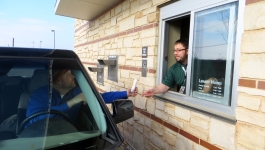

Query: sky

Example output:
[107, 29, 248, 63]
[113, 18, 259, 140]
[0, 0, 74, 50]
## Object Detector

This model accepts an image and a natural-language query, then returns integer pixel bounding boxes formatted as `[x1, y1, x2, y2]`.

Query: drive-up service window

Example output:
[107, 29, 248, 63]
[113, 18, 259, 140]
[157, 0, 242, 120]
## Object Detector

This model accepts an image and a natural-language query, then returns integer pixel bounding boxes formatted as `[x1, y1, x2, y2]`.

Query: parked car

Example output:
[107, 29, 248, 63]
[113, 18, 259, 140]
[0, 47, 134, 150]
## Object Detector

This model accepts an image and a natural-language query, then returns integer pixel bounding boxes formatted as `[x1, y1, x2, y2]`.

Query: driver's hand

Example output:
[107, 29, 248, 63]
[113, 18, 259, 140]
[127, 87, 138, 97]
[68, 93, 87, 108]
[74, 93, 87, 105]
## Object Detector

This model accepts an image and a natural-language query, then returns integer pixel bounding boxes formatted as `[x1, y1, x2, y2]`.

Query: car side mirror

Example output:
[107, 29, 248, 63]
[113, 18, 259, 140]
[112, 99, 134, 124]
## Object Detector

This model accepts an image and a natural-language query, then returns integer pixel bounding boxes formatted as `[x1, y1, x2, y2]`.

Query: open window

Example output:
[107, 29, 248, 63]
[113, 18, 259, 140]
[157, 0, 242, 121]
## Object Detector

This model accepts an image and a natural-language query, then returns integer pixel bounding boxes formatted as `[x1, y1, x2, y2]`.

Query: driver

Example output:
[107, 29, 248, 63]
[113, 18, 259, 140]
[25, 69, 138, 128]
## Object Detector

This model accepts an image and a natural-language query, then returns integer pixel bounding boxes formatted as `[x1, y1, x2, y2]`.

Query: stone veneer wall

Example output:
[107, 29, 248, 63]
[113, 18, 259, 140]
[73, 0, 265, 149]
[236, 0, 265, 149]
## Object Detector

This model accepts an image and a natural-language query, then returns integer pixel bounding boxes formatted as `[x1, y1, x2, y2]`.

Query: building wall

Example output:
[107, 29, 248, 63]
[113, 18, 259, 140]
[236, 0, 265, 149]
[74, 0, 265, 149]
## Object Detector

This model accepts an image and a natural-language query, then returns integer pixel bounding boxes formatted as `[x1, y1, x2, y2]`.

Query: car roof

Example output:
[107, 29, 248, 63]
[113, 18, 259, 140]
[0, 47, 78, 59]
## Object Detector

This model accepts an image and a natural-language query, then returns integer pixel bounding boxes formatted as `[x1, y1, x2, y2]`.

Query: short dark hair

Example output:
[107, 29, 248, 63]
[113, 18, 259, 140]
[174, 38, 189, 49]
[52, 69, 69, 84]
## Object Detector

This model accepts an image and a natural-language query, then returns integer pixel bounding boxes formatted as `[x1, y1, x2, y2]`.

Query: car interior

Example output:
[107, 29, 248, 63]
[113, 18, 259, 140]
[0, 58, 121, 149]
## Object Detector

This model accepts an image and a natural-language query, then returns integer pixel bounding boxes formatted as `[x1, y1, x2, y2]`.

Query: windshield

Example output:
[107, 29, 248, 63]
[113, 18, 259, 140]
[0, 58, 119, 149]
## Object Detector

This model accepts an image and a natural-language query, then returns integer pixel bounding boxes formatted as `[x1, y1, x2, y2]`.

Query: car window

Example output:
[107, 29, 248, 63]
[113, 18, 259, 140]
[0, 58, 120, 149]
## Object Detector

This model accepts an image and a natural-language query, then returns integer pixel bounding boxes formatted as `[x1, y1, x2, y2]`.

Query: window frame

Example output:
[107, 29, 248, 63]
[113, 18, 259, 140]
[156, 0, 244, 121]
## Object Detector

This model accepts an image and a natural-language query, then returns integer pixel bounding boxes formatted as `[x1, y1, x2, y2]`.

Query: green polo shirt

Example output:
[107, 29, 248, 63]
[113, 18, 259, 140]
[162, 62, 187, 94]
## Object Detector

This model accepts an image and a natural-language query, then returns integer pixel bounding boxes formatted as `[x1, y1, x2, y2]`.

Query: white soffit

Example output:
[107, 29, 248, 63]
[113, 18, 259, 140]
[55, 0, 121, 21]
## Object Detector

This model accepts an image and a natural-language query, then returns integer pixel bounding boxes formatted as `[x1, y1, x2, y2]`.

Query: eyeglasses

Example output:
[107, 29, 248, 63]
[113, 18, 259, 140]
[173, 48, 187, 53]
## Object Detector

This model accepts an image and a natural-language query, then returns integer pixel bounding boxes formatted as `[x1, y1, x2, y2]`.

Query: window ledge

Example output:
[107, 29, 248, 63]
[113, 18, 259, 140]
[153, 93, 237, 124]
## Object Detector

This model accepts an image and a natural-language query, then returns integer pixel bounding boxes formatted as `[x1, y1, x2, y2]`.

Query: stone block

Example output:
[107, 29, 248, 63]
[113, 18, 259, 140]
[164, 130, 177, 146]
[140, 0, 149, 5]
[132, 39, 141, 47]
[119, 15, 135, 32]
[241, 30, 265, 53]
[238, 86, 265, 97]
[239, 53, 265, 79]
[117, 38, 123, 48]
[141, 37, 158, 46]
[164, 106, 175, 116]
[148, 12, 159, 23]
[130, 0, 139, 15]
[135, 12, 143, 19]
[125, 60, 136, 66]
[156, 99, 164, 110]
[261, 99, 265, 113]
[122, 9, 130, 19]
[244, 1, 265, 30]
[145, 117, 152, 128]
[134, 122, 144, 133]
[120, 70, 130, 78]
[115, 4, 122, 15]
[125, 47, 137, 59]
[236, 107, 265, 127]
[135, 60, 143, 67]
[104, 11, 110, 21]
[155, 109, 168, 121]
[123, 129, 133, 140]
[149, 131, 167, 150]
[122, 0, 130, 10]
[190, 117, 209, 130]
[135, 95, 147, 109]
[144, 126, 151, 140]
[139, 76, 156, 87]
[165, 102, 175, 108]
[237, 92, 261, 111]
[134, 112, 145, 125]
[110, 16, 117, 27]
[147, 99, 156, 114]
[118, 55, 126, 65]
[135, 16, 148, 27]
[140, 28, 157, 38]
[184, 123, 208, 141]
[209, 118, 236, 150]
[193, 143, 208, 150]
[176, 134, 192, 150]
[152, 0, 167, 5]
[167, 144, 177, 150]
[127, 117, 134, 125]
[133, 129, 145, 150]
[151, 121, 164, 136]
[140, 1, 152, 12]
[124, 35, 139, 48]
[175, 105, 190, 121]
[236, 123, 265, 150]
[127, 124, 134, 133]
[168, 116, 184, 129]
[146, 56, 157, 68]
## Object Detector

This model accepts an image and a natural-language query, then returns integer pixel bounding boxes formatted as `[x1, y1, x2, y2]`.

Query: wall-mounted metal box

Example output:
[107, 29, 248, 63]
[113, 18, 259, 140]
[88, 64, 104, 85]
[98, 55, 118, 82]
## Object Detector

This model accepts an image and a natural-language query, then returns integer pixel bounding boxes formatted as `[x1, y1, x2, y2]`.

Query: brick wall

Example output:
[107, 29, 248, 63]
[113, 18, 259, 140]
[73, 0, 265, 149]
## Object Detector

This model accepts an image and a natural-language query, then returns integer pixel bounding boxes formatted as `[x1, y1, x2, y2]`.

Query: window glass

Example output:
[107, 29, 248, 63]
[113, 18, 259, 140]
[0, 58, 115, 149]
[190, 2, 238, 106]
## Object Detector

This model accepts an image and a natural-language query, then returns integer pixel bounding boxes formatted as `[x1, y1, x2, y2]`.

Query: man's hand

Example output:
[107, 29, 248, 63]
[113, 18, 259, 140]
[67, 93, 87, 108]
[142, 84, 170, 98]
[142, 89, 155, 98]
[127, 87, 138, 97]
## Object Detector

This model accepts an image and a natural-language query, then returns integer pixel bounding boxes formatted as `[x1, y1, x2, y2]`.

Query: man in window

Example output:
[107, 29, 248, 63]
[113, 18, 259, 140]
[142, 38, 188, 97]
